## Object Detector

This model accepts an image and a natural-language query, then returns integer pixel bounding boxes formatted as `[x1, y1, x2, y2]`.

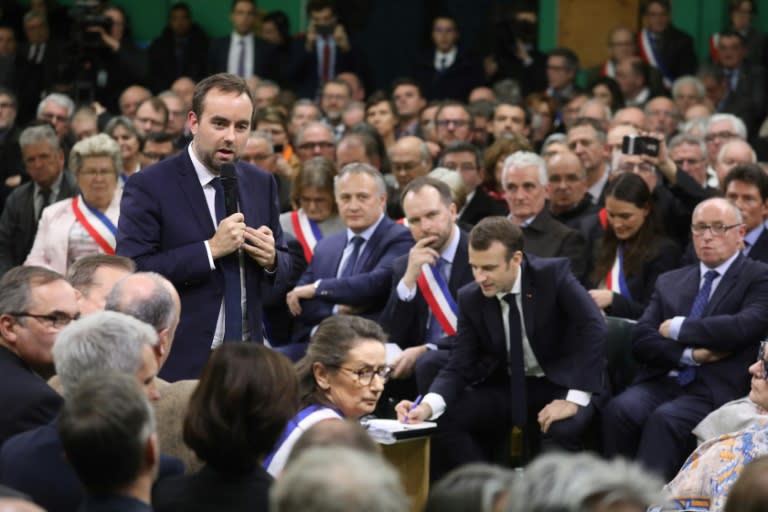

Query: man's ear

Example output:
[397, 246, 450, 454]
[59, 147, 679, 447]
[0, 314, 18, 346]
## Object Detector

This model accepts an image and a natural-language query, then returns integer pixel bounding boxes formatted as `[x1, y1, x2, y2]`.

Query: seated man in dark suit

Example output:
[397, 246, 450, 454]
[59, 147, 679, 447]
[602, 197, 768, 480]
[397, 217, 606, 479]
[207, 0, 277, 81]
[58, 371, 159, 512]
[379, 177, 473, 394]
[0, 311, 184, 512]
[0, 124, 77, 278]
[286, 163, 413, 351]
[723, 164, 768, 264]
[502, 151, 588, 280]
[0, 266, 77, 446]
[442, 141, 507, 227]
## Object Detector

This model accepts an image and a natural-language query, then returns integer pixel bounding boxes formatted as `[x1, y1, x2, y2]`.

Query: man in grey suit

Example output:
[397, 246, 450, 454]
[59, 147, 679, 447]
[0, 124, 76, 276]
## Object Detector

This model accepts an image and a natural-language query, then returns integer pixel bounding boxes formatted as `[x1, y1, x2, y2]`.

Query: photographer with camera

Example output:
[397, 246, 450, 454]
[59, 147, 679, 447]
[614, 130, 715, 247]
[290, 0, 355, 100]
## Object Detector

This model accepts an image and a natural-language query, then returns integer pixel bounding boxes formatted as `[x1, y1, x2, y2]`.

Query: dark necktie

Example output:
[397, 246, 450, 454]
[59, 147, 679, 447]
[340, 236, 364, 278]
[677, 270, 719, 386]
[503, 293, 527, 427]
[438, 56, 447, 71]
[425, 258, 447, 342]
[321, 37, 331, 83]
[38, 188, 51, 220]
[237, 38, 246, 78]
[211, 177, 243, 342]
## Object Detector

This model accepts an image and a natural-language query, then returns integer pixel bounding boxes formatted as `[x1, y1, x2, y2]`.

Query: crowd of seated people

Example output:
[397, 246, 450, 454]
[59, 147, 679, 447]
[3, 0, 768, 509]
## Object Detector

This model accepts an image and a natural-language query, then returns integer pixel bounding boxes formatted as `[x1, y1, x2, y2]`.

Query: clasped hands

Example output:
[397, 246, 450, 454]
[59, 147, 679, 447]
[208, 213, 276, 270]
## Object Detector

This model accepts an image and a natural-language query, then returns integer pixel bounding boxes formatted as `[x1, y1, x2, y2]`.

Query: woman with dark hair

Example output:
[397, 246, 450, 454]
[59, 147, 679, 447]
[482, 135, 532, 201]
[588, 173, 681, 319]
[365, 91, 399, 150]
[152, 344, 299, 512]
[261, 10, 302, 91]
[264, 315, 390, 476]
[589, 76, 625, 113]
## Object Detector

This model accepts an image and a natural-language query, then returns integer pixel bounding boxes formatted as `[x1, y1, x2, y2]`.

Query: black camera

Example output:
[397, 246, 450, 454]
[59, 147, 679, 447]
[70, 0, 113, 49]
[621, 135, 660, 157]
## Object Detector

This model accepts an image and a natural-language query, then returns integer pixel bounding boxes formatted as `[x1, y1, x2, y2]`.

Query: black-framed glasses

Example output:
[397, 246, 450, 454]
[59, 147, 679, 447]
[9, 311, 79, 329]
[332, 365, 393, 385]
[758, 341, 768, 380]
[691, 223, 742, 236]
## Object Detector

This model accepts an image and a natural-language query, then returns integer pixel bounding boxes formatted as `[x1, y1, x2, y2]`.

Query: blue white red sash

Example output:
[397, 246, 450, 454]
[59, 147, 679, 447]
[263, 404, 342, 475]
[605, 244, 632, 299]
[291, 209, 323, 262]
[417, 262, 457, 336]
[601, 60, 616, 78]
[638, 29, 672, 88]
[710, 33, 720, 62]
[396, 217, 410, 227]
[71, 195, 117, 255]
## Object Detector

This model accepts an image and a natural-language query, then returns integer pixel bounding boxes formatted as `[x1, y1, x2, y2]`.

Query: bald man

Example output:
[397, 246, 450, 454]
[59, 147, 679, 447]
[389, 136, 432, 190]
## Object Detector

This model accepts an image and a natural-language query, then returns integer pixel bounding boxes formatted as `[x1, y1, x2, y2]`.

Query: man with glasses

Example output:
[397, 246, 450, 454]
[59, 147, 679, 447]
[36, 93, 73, 151]
[603, 197, 768, 481]
[295, 121, 336, 163]
[669, 133, 713, 191]
[704, 113, 747, 183]
[241, 130, 291, 213]
[388, 136, 432, 191]
[0, 265, 78, 446]
[319, 79, 352, 140]
[138, 132, 177, 170]
[434, 101, 472, 148]
[644, 96, 680, 141]
[440, 141, 506, 226]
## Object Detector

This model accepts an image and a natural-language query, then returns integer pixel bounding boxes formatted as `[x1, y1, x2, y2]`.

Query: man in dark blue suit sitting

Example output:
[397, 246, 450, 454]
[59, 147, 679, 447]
[602, 197, 768, 480]
[117, 73, 291, 381]
[397, 217, 606, 479]
[285, 163, 413, 354]
[379, 177, 473, 393]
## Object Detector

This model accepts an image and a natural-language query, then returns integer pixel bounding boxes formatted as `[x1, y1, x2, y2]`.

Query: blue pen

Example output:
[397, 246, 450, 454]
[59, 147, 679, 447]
[403, 395, 423, 424]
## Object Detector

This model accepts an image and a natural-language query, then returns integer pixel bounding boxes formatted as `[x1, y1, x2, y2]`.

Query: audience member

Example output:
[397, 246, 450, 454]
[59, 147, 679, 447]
[58, 371, 159, 512]
[490, 101, 531, 142]
[153, 344, 298, 512]
[118, 85, 151, 121]
[715, 137, 756, 187]
[588, 173, 681, 319]
[255, 106, 299, 176]
[637, 0, 697, 85]
[589, 76, 625, 113]
[723, 164, 768, 263]
[134, 96, 169, 137]
[70, 106, 98, 142]
[434, 101, 472, 147]
[264, 315, 388, 475]
[295, 121, 336, 162]
[105, 116, 142, 180]
[546, 47, 581, 105]
[398, 217, 605, 480]
[669, 133, 710, 189]
[320, 78, 352, 140]
[724, 456, 768, 512]
[425, 463, 517, 512]
[715, 29, 766, 134]
[286, 418, 378, 465]
[391, 78, 426, 138]
[567, 117, 611, 204]
[645, 96, 680, 141]
[0, 124, 75, 277]
[502, 151, 588, 280]
[289, 99, 322, 139]
[603, 197, 768, 480]
[612, 106, 647, 130]
[285, 163, 412, 347]
[158, 91, 189, 147]
[170, 77, 195, 113]
[587, 27, 636, 84]
[482, 135, 532, 201]
[25, 134, 122, 274]
[66, 254, 135, 317]
[671, 75, 706, 116]
[242, 130, 292, 212]
[365, 91, 398, 150]
[705, 113, 747, 175]
[388, 136, 432, 192]
[271, 446, 408, 512]
[0, 86, 22, 209]
[0, 266, 75, 443]
[139, 132, 177, 170]
[36, 93, 73, 149]
[616, 57, 653, 108]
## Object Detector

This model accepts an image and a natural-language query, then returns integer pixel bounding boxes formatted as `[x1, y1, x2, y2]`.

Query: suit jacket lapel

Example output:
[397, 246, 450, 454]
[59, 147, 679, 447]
[176, 152, 218, 236]
[482, 295, 506, 352]
[705, 254, 743, 314]
[357, 216, 392, 271]
[520, 261, 536, 343]
[448, 231, 470, 296]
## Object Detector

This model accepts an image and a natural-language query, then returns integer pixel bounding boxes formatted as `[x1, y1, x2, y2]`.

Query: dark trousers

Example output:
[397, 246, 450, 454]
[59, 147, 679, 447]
[431, 376, 595, 480]
[601, 377, 715, 481]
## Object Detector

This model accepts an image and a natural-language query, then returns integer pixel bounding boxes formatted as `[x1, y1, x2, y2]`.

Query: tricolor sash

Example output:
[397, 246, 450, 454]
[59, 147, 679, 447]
[291, 209, 323, 262]
[71, 195, 117, 255]
[605, 244, 632, 299]
[638, 29, 672, 88]
[396, 217, 410, 227]
[601, 60, 616, 78]
[417, 262, 458, 336]
[710, 33, 720, 63]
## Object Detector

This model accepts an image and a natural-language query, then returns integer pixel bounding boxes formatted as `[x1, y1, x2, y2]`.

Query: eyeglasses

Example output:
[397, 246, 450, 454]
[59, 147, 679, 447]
[705, 131, 738, 142]
[444, 162, 477, 172]
[673, 158, 704, 168]
[691, 222, 742, 236]
[10, 311, 79, 329]
[617, 162, 655, 174]
[298, 141, 335, 151]
[79, 169, 115, 177]
[391, 161, 421, 172]
[332, 365, 393, 386]
[41, 113, 68, 123]
[436, 119, 469, 128]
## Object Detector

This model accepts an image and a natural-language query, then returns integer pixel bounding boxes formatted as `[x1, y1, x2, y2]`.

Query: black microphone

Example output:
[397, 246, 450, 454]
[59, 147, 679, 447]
[220, 163, 239, 217]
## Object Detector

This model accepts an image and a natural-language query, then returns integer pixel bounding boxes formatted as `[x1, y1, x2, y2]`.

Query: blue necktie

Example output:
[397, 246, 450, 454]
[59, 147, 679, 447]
[503, 293, 527, 427]
[211, 177, 243, 342]
[237, 38, 246, 78]
[425, 258, 447, 342]
[678, 270, 719, 386]
[340, 236, 364, 278]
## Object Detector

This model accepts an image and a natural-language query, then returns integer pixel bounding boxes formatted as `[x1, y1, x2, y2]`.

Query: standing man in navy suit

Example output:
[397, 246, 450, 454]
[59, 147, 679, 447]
[379, 177, 473, 393]
[285, 163, 413, 351]
[116, 73, 291, 381]
[207, 0, 278, 81]
[602, 197, 768, 480]
[397, 217, 606, 479]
